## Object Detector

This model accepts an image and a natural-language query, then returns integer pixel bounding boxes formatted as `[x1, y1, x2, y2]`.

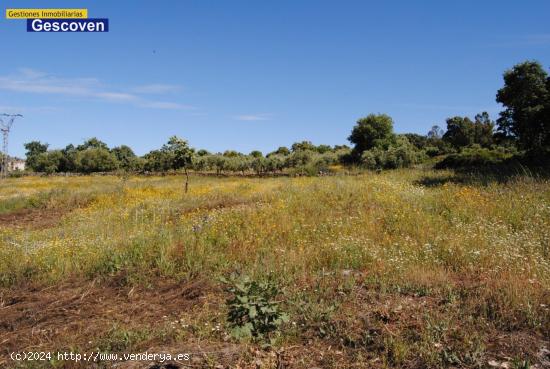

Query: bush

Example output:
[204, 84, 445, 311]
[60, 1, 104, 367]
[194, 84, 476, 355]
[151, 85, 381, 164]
[75, 148, 119, 173]
[424, 146, 442, 157]
[435, 146, 513, 169]
[221, 275, 288, 342]
[143, 150, 174, 172]
[360, 136, 425, 170]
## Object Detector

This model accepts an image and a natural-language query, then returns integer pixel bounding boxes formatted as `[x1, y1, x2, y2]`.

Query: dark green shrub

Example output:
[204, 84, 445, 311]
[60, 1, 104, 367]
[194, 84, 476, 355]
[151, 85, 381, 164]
[75, 148, 119, 173]
[435, 146, 513, 169]
[221, 275, 288, 342]
[361, 136, 425, 169]
[424, 146, 441, 157]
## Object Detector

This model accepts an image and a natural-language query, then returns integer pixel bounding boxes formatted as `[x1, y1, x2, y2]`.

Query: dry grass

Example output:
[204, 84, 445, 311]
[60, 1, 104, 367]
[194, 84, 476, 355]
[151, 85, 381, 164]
[0, 170, 548, 368]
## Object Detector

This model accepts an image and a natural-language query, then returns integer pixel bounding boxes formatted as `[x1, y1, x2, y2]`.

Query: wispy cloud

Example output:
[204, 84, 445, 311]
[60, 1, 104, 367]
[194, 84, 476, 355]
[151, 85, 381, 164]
[0, 68, 194, 110]
[18, 68, 48, 79]
[141, 101, 195, 110]
[234, 113, 272, 121]
[0, 105, 60, 114]
[131, 84, 181, 94]
[95, 92, 138, 102]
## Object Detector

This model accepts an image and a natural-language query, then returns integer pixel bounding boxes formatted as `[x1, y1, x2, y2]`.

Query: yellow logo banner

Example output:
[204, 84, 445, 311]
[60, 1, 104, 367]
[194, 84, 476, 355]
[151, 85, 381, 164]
[6, 9, 88, 19]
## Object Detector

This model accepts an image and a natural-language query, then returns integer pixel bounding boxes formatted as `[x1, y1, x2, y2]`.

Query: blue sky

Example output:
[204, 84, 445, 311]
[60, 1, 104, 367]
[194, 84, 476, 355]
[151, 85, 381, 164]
[1, 0, 549, 157]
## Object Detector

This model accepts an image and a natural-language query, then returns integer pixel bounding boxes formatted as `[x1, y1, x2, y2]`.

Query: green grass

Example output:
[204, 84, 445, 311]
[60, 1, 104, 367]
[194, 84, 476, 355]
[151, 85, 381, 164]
[1, 170, 548, 368]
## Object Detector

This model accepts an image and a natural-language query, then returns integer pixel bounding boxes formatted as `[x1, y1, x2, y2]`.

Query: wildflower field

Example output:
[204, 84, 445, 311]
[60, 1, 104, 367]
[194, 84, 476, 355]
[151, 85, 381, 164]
[0, 170, 548, 368]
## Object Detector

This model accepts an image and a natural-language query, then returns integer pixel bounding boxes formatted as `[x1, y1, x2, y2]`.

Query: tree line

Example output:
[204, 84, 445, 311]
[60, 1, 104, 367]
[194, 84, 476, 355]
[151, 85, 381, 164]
[23, 136, 351, 176]
[22, 60, 550, 175]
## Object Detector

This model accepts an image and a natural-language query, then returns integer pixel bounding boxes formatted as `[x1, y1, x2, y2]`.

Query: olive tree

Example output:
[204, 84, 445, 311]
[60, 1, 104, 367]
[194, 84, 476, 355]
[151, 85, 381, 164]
[162, 136, 194, 193]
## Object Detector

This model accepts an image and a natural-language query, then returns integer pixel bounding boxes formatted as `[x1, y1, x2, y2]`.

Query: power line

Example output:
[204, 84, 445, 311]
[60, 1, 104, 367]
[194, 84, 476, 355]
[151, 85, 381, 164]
[0, 113, 23, 179]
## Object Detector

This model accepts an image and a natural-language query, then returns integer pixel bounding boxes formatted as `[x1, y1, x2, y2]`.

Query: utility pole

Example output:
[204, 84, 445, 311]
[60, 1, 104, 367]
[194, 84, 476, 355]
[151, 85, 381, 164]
[0, 114, 23, 179]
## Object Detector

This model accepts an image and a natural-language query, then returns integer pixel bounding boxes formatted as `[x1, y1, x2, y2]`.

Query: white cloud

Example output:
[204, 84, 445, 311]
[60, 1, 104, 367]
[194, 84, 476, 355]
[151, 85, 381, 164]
[95, 92, 138, 102]
[132, 84, 181, 94]
[0, 105, 59, 114]
[0, 75, 92, 95]
[140, 101, 195, 110]
[0, 69, 193, 110]
[234, 114, 271, 121]
[18, 68, 48, 79]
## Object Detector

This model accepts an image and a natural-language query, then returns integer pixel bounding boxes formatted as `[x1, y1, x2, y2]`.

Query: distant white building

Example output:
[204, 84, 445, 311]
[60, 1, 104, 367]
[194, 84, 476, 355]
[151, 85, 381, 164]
[9, 158, 26, 171]
[1, 157, 26, 172]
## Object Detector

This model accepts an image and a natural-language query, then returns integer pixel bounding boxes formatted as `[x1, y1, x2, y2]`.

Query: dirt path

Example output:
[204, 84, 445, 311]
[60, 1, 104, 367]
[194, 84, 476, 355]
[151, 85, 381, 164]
[0, 208, 69, 229]
[0, 278, 237, 368]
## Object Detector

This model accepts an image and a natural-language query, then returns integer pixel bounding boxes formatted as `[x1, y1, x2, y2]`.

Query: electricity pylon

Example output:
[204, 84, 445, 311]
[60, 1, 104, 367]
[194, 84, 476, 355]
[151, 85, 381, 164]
[0, 114, 23, 178]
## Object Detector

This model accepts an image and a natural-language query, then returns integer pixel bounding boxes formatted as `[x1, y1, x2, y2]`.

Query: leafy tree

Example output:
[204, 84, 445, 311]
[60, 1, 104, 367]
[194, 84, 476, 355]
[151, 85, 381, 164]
[442, 113, 494, 149]
[360, 149, 380, 169]
[313, 151, 339, 172]
[196, 149, 211, 156]
[334, 144, 350, 151]
[333, 145, 352, 164]
[235, 156, 252, 175]
[162, 136, 194, 192]
[111, 145, 137, 171]
[34, 150, 64, 174]
[402, 133, 428, 150]
[427, 125, 444, 139]
[251, 156, 267, 175]
[223, 156, 241, 173]
[496, 61, 550, 152]
[286, 150, 313, 168]
[223, 150, 241, 157]
[268, 146, 290, 156]
[77, 137, 109, 151]
[348, 114, 395, 158]
[211, 155, 229, 175]
[443, 116, 475, 149]
[291, 141, 316, 152]
[58, 144, 78, 172]
[24, 141, 49, 170]
[266, 155, 285, 173]
[162, 136, 194, 169]
[249, 150, 263, 158]
[75, 148, 118, 173]
[473, 112, 494, 147]
[425, 125, 450, 156]
[144, 150, 174, 172]
[192, 155, 209, 172]
[316, 144, 332, 154]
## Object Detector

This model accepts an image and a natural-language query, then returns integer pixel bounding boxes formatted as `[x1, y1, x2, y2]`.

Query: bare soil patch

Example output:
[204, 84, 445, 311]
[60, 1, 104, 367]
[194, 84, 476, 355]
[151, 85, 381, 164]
[0, 278, 219, 367]
[0, 276, 548, 369]
[0, 208, 69, 229]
